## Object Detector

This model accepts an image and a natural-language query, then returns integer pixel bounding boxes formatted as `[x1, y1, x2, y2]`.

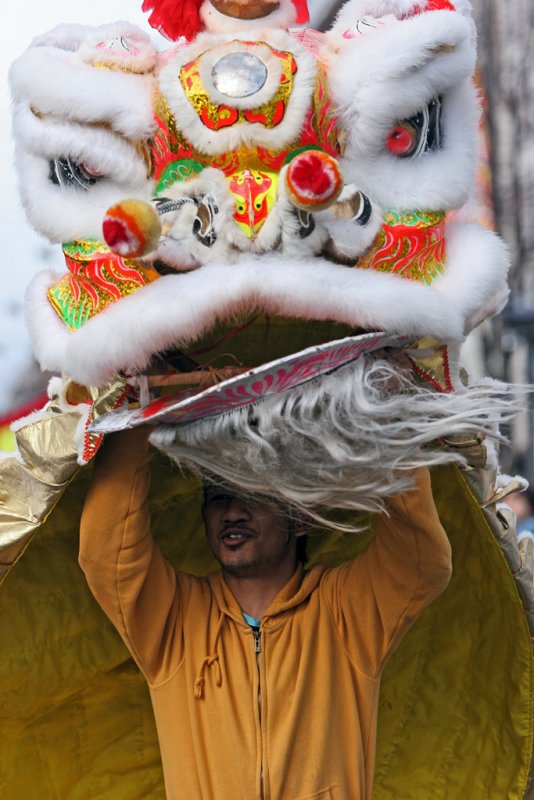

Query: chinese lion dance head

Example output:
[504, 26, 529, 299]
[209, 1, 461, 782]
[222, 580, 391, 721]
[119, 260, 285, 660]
[9, 0, 512, 511]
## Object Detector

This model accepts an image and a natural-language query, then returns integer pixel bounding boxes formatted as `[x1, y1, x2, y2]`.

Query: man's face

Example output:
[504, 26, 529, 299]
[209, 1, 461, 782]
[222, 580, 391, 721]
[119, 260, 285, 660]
[202, 488, 297, 577]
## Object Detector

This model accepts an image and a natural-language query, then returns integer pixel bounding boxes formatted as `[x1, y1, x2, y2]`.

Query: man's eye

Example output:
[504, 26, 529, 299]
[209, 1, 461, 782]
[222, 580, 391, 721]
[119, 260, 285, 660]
[208, 493, 232, 504]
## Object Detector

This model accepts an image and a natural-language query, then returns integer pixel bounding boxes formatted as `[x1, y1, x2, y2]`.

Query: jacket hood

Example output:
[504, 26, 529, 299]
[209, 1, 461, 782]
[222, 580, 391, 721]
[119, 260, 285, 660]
[207, 563, 326, 626]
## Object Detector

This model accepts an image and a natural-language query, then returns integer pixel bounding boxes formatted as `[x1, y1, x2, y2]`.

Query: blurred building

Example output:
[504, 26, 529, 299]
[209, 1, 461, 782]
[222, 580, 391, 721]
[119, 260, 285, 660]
[472, 0, 534, 480]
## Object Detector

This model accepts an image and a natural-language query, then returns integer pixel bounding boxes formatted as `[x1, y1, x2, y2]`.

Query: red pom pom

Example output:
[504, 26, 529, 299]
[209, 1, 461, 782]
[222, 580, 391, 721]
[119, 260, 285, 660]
[142, 0, 203, 41]
[291, 154, 332, 196]
[103, 219, 130, 250]
[285, 150, 343, 210]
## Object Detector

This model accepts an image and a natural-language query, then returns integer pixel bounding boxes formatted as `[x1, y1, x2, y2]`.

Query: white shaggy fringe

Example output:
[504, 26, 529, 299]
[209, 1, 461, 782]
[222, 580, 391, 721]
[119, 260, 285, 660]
[150, 358, 518, 525]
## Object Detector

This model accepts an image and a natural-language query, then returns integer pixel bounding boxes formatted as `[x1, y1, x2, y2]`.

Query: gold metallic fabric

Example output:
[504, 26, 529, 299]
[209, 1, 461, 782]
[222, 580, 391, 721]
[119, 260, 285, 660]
[405, 336, 454, 392]
[0, 378, 129, 584]
[0, 460, 532, 798]
[179, 42, 297, 131]
[0, 409, 81, 585]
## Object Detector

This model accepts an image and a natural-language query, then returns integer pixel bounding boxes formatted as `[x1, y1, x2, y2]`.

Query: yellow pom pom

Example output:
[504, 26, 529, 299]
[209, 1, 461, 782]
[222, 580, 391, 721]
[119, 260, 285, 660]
[103, 199, 162, 257]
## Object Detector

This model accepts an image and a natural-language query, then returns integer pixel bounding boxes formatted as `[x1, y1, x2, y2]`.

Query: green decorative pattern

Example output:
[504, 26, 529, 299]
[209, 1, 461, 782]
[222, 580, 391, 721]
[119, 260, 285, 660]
[48, 283, 92, 330]
[383, 209, 446, 228]
[155, 160, 206, 195]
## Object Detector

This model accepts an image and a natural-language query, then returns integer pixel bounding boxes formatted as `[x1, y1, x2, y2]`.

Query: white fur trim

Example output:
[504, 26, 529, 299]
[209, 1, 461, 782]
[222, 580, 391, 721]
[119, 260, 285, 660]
[25, 270, 71, 373]
[46, 376, 92, 416]
[158, 29, 317, 155]
[10, 404, 52, 433]
[330, 8, 475, 95]
[274, 183, 332, 256]
[31, 23, 95, 51]
[341, 82, 479, 210]
[9, 45, 156, 139]
[333, 0, 473, 27]
[13, 103, 150, 187]
[436, 222, 510, 332]
[13, 147, 153, 243]
[152, 238, 202, 271]
[161, 167, 250, 264]
[26, 253, 467, 384]
[78, 21, 159, 74]
[9, 30, 157, 242]
[319, 186, 383, 259]
[496, 473, 529, 492]
[329, 11, 478, 209]
[25, 218, 509, 384]
[334, 0, 422, 24]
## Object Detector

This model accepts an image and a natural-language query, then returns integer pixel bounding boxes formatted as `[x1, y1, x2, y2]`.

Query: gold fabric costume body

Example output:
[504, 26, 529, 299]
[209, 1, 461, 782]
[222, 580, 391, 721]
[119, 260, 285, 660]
[0, 449, 532, 798]
[0, 379, 128, 585]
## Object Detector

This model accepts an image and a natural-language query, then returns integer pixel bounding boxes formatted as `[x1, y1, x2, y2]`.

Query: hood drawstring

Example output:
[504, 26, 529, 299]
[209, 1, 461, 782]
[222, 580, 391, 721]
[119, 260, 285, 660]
[194, 611, 225, 700]
[194, 655, 222, 699]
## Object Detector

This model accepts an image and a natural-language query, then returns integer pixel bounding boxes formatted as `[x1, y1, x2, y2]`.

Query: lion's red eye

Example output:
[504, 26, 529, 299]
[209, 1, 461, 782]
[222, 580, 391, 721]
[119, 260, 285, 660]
[386, 123, 418, 156]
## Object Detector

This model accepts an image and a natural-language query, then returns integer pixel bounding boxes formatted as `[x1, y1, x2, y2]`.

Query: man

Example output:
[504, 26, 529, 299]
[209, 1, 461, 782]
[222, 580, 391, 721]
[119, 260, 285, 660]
[79, 427, 451, 800]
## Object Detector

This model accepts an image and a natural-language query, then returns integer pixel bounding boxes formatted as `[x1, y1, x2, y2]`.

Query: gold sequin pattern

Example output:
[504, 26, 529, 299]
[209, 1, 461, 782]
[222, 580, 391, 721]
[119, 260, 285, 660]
[358, 210, 446, 285]
[179, 43, 297, 131]
[48, 240, 161, 331]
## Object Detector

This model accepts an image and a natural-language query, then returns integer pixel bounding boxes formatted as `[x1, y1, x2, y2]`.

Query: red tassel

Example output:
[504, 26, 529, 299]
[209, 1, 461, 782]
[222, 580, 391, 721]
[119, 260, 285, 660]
[142, 0, 204, 41]
[292, 0, 310, 24]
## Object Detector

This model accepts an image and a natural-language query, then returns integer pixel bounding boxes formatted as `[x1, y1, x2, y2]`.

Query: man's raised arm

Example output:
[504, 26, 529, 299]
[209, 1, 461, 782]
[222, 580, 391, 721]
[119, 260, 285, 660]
[322, 468, 452, 677]
[79, 428, 183, 682]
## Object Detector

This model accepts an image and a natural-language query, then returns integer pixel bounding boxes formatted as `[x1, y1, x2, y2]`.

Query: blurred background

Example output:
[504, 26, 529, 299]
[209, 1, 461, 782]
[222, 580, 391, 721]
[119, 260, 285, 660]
[1, 0, 533, 485]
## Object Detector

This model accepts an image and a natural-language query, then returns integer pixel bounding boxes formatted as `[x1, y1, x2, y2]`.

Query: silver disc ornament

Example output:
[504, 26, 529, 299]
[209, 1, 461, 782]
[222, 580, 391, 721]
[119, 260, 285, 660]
[212, 52, 268, 99]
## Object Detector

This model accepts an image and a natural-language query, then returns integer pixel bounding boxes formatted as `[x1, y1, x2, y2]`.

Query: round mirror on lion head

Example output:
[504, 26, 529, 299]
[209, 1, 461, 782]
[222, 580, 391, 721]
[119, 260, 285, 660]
[212, 52, 269, 98]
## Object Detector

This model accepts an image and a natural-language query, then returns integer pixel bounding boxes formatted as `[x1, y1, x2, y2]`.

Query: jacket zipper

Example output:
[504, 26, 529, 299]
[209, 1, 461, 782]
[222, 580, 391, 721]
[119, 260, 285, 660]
[253, 628, 261, 656]
[253, 628, 264, 800]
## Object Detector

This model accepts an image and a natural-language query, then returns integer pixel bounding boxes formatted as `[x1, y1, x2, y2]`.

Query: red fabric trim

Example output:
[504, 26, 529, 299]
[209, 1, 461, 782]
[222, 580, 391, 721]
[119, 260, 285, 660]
[407, 0, 455, 15]
[0, 393, 49, 428]
[425, 0, 455, 10]
[409, 345, 453, 394]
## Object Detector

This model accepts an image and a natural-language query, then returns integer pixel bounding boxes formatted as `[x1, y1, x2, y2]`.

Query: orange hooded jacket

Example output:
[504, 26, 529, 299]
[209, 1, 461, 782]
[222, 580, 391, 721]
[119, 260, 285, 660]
[79, 430, 451, 800]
